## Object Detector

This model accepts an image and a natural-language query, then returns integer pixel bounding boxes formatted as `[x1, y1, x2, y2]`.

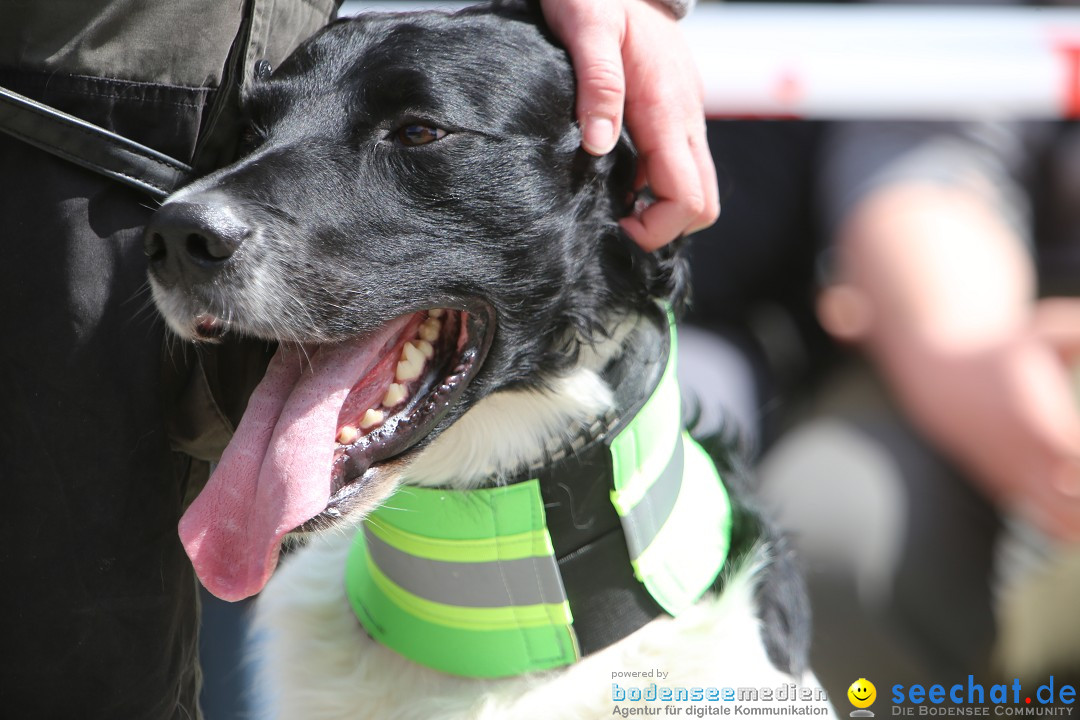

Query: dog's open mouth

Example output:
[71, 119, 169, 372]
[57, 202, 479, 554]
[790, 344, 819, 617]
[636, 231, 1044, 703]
[178, 304, 494, 601]
[321, 307, 495, 518]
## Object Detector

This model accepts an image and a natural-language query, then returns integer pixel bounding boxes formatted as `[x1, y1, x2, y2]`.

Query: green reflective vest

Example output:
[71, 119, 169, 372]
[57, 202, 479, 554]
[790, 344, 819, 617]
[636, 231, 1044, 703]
[345, 313, 731, 678]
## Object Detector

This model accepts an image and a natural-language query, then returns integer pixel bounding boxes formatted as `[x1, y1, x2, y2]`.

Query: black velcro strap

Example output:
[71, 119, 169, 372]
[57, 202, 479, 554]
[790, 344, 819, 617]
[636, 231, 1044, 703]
[538, 438, 664, 657]
[558, 530, 664, 656]
[0, 85, 193, 199]
[524, 312, 672, 657]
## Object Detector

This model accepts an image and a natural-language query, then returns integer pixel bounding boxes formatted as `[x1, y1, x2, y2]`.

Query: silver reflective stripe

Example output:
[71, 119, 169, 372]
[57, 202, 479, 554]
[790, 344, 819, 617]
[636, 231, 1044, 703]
[619, 434, 685, 560]
[362, 526, 568, 609]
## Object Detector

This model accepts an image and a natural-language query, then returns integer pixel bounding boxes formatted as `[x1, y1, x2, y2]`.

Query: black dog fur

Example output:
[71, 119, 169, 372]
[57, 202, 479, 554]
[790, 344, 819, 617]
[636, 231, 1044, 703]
[146, 0, 810, 680]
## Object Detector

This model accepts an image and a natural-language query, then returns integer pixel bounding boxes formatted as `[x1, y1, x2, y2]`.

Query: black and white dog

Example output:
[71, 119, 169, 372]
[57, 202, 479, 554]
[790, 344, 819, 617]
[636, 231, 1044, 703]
[145, 3, 827, 718]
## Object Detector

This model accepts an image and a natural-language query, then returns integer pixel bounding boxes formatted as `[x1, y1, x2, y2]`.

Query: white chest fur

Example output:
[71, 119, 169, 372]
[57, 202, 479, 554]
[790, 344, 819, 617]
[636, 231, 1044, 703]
[251, 533, 827, 720]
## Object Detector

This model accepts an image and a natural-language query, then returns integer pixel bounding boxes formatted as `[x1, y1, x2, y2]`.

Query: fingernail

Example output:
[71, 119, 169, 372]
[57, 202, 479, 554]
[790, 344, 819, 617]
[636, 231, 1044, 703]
[583, 115, 616, 154]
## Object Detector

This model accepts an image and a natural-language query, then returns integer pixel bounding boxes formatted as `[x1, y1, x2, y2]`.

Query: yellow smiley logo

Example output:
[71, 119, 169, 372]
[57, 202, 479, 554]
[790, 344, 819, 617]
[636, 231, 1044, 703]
[847, 678, 876, 709]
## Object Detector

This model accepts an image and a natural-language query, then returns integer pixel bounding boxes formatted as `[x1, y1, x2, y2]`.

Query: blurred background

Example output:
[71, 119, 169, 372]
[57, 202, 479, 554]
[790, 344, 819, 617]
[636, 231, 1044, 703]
[201, 2, 1080, 716]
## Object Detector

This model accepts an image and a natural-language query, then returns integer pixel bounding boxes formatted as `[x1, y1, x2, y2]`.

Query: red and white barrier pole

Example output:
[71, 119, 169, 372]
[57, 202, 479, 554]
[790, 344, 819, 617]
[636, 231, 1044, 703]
[689, 4, 1080, 119]
[340, 2, 1080, 119]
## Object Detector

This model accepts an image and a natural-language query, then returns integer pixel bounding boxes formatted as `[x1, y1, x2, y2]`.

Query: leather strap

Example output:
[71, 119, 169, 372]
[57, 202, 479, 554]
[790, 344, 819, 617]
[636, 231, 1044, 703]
[0, 85, 193, 199]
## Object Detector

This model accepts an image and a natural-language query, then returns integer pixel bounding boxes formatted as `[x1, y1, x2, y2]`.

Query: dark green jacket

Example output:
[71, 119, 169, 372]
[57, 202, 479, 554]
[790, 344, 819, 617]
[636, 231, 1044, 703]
[0, 3, 335, 718]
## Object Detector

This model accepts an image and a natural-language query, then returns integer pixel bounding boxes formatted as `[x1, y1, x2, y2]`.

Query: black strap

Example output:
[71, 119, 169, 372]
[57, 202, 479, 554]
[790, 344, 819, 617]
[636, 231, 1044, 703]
[0, 85, 193, 199]
[538, 439, 665, 656]
[526, 310, 672, 656]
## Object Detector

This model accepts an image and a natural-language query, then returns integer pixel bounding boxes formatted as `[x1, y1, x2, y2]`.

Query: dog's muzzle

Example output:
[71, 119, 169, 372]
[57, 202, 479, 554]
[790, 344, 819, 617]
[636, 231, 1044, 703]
[143, 193, 251, 288]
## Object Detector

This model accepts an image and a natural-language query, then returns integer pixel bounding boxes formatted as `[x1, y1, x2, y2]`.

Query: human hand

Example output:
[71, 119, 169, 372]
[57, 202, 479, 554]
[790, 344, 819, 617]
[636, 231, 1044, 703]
[877, 298, 1080, 541]
[540, 0, 720, 251]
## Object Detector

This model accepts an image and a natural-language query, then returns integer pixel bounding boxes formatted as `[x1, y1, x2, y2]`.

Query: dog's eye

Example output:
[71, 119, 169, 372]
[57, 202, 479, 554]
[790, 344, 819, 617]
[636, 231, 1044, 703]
[396, 124, 447, 147]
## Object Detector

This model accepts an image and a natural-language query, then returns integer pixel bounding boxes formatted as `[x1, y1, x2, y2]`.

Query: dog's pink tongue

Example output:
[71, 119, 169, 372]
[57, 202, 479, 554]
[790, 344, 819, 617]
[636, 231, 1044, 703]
[178, 318, 410, 601]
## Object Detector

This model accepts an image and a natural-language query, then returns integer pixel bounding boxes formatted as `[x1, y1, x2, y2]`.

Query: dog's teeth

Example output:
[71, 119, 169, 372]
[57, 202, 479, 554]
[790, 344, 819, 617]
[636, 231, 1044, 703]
[382, 382, 407, 407]
[395, 359, 422, 382]
[428, 309, 444, 318]
[418, 317, 441, 342]
[415, 339, 434, 359]
[336, 425, 358, 444]
[402, 341, 425, 365]
[359, 409, 384, 430]
[395, 342, 425, 381]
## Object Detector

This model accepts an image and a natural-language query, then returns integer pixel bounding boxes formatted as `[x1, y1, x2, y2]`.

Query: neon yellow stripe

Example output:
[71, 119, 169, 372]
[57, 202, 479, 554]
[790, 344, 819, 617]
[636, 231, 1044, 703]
[347, 531, 580, 677]
[365, 517, 553, 563]
[367, 553, 573, 631]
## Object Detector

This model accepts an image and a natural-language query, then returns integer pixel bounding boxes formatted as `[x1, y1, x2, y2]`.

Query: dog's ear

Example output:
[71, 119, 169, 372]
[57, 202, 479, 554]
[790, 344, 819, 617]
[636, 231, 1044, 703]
[609, 129, 638, 218]
[484, 0, 570, 54]
[583, 127, 691, 318]
[578, 127, 637, 220]
[613, 130, 692, 317]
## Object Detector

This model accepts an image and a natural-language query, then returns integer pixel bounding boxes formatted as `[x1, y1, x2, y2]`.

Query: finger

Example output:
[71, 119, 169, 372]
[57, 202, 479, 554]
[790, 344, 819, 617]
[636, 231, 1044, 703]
[1033, 298, 1080, 360]
[1021, 489, 1080, 542]
[620, 110, 709, 249]
[1051, 458, 1080, 500]
[1013, 344, 1080, 445]
[543, 1, 626, 155]
[684, 122, 721, 235]
[1006, 345, 1080, 504]
[621, 198, 695, 251]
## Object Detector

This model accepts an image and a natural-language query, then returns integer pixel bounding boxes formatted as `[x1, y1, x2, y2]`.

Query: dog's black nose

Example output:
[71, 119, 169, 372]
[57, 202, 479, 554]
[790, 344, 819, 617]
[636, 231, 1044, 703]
[144, 196, 251, 285]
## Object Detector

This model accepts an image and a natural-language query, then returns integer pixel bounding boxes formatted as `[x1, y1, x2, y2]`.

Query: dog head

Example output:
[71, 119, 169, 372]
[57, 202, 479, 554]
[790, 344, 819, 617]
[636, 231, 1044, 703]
[146, 1, 687, 600]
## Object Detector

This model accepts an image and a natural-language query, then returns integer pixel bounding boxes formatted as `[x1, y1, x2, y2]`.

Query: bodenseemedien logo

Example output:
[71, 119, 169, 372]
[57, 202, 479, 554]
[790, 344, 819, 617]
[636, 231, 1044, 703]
[847, 678, 877, 717]
[609, 677, 832, 716]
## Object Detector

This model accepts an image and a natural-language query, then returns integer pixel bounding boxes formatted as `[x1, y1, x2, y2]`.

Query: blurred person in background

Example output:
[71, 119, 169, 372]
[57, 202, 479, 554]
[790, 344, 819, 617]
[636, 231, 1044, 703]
[679, 1, 1080, 702]
[757, 113, 1080, 694]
